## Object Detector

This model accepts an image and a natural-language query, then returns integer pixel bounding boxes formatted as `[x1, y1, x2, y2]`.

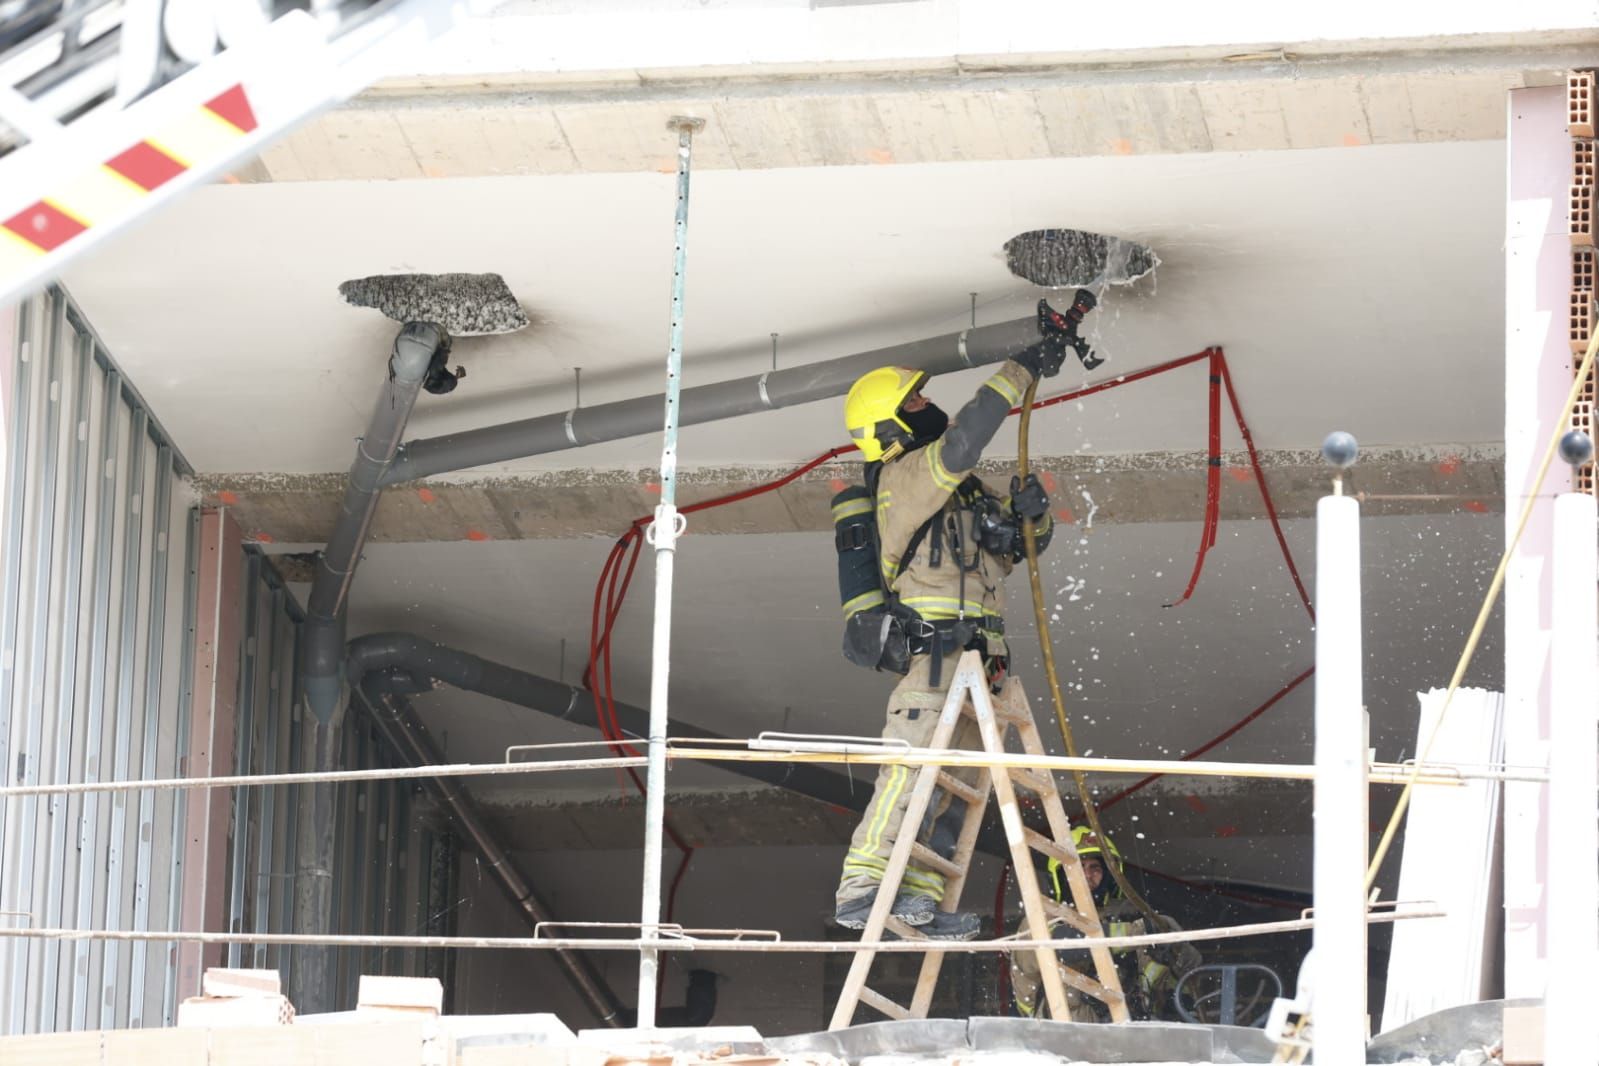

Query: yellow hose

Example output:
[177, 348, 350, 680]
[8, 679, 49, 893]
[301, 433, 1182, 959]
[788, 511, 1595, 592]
[1017, 376, 1162, 928]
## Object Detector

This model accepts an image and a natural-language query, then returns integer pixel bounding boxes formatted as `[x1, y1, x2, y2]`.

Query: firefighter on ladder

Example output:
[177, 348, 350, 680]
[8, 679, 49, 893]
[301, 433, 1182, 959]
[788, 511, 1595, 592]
[831, 300, 1081, 940]
[1010, 827, 1201, 1021]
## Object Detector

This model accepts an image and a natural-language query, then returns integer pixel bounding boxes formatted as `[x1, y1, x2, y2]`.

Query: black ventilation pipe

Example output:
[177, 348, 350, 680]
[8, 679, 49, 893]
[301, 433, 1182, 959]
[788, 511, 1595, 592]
[345, 632, 869, 810]
[356, 674, 723, 1028]
[352, 675, 628, 1027]
[346, 631, 1014, 869]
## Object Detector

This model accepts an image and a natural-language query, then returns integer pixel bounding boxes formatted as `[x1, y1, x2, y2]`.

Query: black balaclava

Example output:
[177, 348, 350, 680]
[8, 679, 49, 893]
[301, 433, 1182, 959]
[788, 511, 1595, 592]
[1086, 857, 1114, 906]
[900, 402, 949, 453]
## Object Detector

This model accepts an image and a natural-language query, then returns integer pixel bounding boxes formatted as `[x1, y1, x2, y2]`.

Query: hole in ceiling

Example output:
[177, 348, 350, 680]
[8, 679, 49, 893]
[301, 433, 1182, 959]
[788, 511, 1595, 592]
[1003, 229, 1159, 289]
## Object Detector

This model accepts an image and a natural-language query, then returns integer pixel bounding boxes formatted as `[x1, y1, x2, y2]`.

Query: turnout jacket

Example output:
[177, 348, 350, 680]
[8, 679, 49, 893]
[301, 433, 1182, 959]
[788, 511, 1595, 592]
[875, 359, 1050, 658]
[1010, 898, 1202, 1022]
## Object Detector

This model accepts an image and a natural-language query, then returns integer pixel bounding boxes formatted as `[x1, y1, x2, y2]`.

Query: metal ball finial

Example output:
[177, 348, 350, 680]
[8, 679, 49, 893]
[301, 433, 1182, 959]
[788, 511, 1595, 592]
[1321, 431, 1359, 469]
[1559, 429, 1594, 468]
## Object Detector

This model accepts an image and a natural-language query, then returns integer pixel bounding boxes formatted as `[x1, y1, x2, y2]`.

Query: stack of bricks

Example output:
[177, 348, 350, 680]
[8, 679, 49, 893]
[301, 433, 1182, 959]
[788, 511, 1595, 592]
[1570, 70, 1597, 494]
[175, 966, 296, 1028]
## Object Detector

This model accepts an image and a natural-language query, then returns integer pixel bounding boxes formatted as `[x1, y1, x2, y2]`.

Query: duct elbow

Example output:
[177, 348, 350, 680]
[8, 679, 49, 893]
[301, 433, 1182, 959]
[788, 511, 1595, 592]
[392, 322, 450, 384]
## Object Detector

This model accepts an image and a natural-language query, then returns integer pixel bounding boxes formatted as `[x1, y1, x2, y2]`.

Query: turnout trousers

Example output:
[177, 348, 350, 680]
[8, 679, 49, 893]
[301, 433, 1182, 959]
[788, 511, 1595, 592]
[835, 648, 989, 906]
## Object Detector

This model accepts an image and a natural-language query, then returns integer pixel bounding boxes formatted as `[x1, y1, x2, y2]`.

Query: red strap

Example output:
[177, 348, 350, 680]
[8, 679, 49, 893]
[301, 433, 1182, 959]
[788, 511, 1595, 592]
[1165, 351, 1223, 608]
[1220, 357, 1314, 621]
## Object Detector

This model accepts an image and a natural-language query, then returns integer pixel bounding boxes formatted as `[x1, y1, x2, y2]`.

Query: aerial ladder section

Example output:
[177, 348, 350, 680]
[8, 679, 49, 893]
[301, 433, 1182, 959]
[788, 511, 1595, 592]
[0, 0, 497, 309]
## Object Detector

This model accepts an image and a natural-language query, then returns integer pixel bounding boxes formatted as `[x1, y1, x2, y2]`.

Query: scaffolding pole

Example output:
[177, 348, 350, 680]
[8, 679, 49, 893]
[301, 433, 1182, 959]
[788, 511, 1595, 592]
[637, 114, 705, 1030]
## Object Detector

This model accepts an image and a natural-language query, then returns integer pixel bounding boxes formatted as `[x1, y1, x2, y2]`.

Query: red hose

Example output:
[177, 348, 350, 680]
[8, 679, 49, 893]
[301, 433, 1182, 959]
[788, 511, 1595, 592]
[1097, 666, 1316, 811]
[1219, 356, 1314, 621]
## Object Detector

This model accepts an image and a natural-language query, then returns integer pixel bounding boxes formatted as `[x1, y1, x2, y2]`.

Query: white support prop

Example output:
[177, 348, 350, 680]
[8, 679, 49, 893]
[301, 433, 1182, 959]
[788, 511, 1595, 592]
[1312, 492, 1368, 1061]
[1504, 84, 1568, 1003]
[635, 117, 702, 1030]
[1546, 491, 1598, 1066]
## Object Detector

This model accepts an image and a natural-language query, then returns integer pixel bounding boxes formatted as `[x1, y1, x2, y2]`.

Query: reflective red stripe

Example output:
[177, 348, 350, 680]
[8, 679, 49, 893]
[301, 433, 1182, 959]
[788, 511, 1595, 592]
[3, 201, 87, 251]
[106, 141, 187, 191]
[204, 84, 258, 133]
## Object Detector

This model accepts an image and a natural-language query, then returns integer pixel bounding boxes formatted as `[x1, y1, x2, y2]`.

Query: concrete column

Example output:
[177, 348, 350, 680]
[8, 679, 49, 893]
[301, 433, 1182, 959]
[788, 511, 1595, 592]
[1504, 84, 1571, 1004]
[175, 507, 244, 999]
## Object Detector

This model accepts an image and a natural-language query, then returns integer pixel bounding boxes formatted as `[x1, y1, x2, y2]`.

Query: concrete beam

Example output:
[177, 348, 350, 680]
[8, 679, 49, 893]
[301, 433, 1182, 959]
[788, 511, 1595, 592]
[195, 445, 1503, 554]
[248, 45, 1594, 182]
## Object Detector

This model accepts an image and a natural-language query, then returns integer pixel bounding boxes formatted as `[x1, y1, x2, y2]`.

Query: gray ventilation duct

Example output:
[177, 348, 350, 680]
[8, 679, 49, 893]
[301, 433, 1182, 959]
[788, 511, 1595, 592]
[302, 321, 447, 721]
[380, 313, 1046, 485]
[305, 312, 1049, 724]
[293, 322, 445, 1014]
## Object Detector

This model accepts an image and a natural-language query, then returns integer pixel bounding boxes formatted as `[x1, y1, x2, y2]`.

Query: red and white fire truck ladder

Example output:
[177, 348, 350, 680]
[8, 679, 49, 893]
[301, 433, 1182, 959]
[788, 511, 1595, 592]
[0, 0, 496, 308]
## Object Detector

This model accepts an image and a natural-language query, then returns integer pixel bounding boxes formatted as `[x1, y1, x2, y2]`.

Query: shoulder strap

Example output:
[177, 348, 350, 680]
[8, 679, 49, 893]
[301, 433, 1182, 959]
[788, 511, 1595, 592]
[885, 476, 980, 588]
[892, 514, 936, 586]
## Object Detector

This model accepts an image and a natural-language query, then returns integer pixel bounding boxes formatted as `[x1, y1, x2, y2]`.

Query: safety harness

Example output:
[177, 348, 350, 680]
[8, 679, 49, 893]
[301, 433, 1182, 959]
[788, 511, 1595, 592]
[834, 469, 1015, 685]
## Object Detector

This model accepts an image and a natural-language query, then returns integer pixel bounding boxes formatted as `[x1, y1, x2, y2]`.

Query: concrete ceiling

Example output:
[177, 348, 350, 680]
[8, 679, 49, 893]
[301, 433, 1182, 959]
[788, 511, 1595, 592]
[64, 137, 1506, 481]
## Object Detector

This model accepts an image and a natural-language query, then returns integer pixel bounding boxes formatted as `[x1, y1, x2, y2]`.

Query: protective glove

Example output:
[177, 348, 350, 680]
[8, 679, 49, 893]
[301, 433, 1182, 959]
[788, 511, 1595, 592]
[1012, 338, 1068, 380]
[1010, 473, 1050, 521]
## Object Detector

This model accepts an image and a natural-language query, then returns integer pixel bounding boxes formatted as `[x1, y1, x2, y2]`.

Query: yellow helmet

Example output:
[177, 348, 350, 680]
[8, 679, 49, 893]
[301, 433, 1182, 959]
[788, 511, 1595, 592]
[1071, 825, 1123, 867]
[844, 366, 928, 463]
[1045, 826, 1123, 903]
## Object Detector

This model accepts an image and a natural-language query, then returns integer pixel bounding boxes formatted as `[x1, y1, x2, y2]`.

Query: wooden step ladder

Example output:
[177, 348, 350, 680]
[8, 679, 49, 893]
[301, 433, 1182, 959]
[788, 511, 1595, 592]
[828, 649, 1129, 1029]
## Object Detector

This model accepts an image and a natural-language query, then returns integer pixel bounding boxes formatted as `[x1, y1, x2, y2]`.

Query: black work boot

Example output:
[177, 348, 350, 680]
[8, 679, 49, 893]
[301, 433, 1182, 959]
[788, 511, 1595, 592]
[916, 910, 982, 941]
[834, 891, 935, 930]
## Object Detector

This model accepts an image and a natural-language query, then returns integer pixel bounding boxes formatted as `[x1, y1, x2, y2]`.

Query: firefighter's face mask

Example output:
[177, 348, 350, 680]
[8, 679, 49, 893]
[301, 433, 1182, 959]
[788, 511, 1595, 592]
[899, 392, 948, 450]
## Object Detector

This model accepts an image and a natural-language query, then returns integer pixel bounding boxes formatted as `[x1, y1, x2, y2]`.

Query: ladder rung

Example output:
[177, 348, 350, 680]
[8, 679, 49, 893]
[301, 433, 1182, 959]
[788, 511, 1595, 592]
[963, 696, 1029, 724]
[1041, 898, 1102, 938]
[1054, 961, 1125, 1006]
[909, 843, 965, 880]
[935, 771, 985, 805]
[1023, 827, 1074, 865]
[1008, 768, 1056, 794]
[858, 986, 911, 1020]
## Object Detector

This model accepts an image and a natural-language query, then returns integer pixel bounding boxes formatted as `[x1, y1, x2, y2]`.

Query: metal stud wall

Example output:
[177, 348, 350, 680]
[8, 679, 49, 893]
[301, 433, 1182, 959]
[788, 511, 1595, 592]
[224, 552, 455, 1014]
[0, 289, 452, 1034]
[0, 287, 193, 1034]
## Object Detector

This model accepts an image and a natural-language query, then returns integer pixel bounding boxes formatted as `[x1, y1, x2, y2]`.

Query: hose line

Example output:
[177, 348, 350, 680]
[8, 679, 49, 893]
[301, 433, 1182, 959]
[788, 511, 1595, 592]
[1017, 375, 1163, 929]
